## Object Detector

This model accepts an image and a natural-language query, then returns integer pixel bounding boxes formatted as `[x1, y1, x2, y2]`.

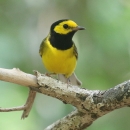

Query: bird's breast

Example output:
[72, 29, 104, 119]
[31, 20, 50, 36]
[42, 41, 77, 77]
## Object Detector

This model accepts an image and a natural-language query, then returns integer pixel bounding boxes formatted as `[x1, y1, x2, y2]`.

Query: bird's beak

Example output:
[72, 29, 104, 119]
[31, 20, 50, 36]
[72, 26, 85, 31]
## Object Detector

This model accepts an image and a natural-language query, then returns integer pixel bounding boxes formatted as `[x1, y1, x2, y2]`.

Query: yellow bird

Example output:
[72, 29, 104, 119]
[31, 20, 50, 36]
[39, 19, 85, 86]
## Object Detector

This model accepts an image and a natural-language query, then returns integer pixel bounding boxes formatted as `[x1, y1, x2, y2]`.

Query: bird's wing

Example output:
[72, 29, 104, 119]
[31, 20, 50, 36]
[73, 43, 78, 59]
[39, 38, 46, 57]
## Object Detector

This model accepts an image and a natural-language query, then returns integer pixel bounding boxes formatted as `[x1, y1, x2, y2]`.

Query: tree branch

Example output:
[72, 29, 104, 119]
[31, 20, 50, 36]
[0, 68, 38, 87]
[21, 89, 36, 119]
[0, 68, 130, 129]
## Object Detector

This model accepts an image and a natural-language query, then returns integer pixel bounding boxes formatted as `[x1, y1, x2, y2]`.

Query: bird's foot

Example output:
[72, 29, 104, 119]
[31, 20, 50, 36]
[66, 78, 72, 87]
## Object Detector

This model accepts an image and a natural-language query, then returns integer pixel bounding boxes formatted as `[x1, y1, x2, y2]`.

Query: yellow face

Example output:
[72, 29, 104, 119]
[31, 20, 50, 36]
[54, 20, 78, 34]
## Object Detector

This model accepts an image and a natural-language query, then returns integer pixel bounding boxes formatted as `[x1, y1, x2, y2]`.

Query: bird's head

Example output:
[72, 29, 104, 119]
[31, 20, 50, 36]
[50, 19, 85, 35]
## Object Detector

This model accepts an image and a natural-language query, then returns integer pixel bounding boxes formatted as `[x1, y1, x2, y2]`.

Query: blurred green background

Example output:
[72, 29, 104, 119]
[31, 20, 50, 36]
[0, 0, 130, 130]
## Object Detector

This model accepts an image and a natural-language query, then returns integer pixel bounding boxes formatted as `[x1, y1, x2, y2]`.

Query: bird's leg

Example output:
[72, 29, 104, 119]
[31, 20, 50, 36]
[67, 78, 70, 84]
[57, 74, 72, 87]
[67, 78, 72, 87]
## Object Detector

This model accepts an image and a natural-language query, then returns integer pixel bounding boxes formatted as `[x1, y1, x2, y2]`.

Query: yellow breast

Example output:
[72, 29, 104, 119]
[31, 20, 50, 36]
[41, 39, 77, 78]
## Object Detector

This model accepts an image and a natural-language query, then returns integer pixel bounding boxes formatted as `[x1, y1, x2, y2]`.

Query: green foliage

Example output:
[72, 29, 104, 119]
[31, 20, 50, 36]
[0, 0, 130, 129]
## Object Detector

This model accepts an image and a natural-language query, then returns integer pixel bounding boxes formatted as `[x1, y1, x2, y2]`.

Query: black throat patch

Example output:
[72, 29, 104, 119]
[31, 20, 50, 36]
[49, 31, 75, 50]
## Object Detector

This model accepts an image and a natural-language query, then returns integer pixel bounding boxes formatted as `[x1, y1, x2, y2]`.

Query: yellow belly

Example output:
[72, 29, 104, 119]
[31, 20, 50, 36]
[41, 42, 77, 78]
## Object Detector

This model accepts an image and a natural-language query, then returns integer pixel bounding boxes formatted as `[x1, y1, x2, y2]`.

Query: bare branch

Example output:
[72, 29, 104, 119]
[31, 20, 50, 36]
[0, 68, 130, 129]
[45, 110, 92, 130]
[0, 106, 26, 112]
[0, 68, 38, 87]
[36, 71, 130, 129]
[21, 89, 36, 119]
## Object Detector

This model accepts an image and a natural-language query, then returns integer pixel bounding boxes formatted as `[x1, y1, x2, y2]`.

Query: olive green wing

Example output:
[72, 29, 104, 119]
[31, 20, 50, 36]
[39, 38, 46, 57]
[73, 43, 78, 59]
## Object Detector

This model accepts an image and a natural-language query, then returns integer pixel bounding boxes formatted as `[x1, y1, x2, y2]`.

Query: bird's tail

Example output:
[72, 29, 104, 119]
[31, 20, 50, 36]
[58, 73, 82, 87]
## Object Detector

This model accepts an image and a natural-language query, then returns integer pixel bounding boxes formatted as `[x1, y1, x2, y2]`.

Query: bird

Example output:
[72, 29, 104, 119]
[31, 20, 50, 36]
[39, 19, 85, 87]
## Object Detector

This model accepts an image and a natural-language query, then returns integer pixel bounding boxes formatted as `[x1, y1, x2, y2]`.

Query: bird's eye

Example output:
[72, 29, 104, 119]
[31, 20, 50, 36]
[63, 24, 69, 29]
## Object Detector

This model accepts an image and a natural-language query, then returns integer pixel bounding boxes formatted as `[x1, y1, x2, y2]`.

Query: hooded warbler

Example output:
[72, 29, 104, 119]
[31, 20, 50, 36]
[39, 19, 85, 86]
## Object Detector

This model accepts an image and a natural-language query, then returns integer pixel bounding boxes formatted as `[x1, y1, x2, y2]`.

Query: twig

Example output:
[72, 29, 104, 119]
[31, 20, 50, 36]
[21, 88, 36, 119]
[0, 106, 26, 112]
[0, 88, 36, 119]
[0, 68, 38, 119]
